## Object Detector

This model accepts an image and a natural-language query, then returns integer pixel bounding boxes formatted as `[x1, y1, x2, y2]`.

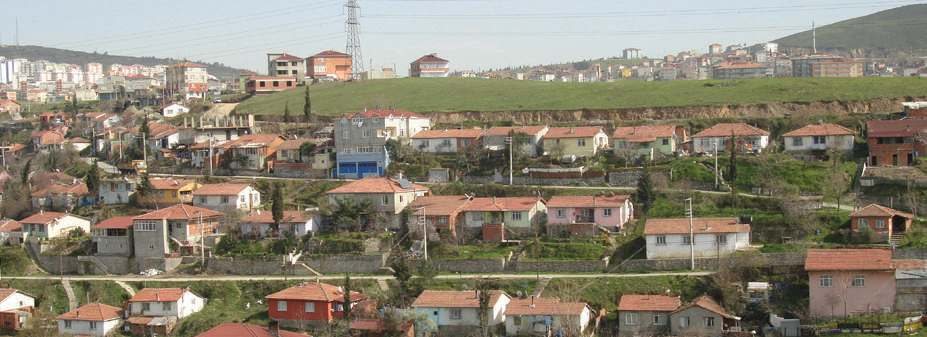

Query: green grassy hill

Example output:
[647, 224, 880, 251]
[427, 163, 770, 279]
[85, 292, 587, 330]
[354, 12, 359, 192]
[234, 77, 927, 116]
[775, 4, 927, 51]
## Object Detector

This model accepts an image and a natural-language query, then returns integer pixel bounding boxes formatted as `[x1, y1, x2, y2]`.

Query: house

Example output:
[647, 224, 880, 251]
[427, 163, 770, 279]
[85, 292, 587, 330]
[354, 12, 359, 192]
[19, 211, 91, 240]
[274, 138, 334, 176]
[0, 99, 21, 117]
[541, 127, 609, 160]
[617, 294, 682, 336]
[265, 282, 365, 329]
[267, 53, 306, 83]
[850, 204, 914, 244]
[411, 128, 484, 153]
[91, 215, 135, 256]
[482, 126, 549, 157]
[613, 124, 687, 159]
[782, 123, 855, 153]
[460, 197, 547, 242]
[246, 76, 298, 95]
[546, 195, 634, 235]
[77, 112, 121, 135]
[0, 143, 26, 162]
[30, 178, 90, 211]
[192, 183, 261, 211]
[276, 139, 310, 163]
[238, 210, 318, 239]
[141, 178, 200, 207]
[350, 318, 414, 337]
[125, 288, 206, 336]
[66, 137, 92, 152]
[407, 195, 472, 241]
[57, 303, 123, 337]
[30, 129, 65, 152]
[503, 297, 593, 337]
[903, 101, 927, 118]
[411, 290, 510, 335]
[162, 103, 190, 118]
[99, 176, 138, 205]
[712, 62, 767, 79]
[132, 204, 223, 259]
[792, 55, 863, 78]
[865, 119, 927, 166]
[145, 122, 182, 154]
[335, 109, 431, 178]
[307, 50, 353, 81]
[643, 217, 751, 260]
[0, 219, 23, 245]
[410, 53, 450, 78]
[166, 62, 208, 100]
[195, 322, 308, 337]
[224, 134, 286, 172]
[805, 249, 896, 318]
[692, 123, 770, 154]
[326, 176, 430, 227]
[0, 288, 35, 331]
[670, 296, 741, 337]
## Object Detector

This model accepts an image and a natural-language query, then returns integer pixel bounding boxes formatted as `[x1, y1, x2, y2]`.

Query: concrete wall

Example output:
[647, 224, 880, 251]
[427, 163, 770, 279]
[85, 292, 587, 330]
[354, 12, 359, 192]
[616, 252, 805, 272]
[514, 259, 608, 273]
[896, 278, 927, 312]
[206, 254, 389, 275]
[432, 258, 507, 273]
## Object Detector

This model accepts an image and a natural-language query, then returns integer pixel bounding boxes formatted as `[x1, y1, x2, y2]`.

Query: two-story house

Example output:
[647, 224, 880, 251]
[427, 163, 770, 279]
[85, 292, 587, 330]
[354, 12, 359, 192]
[670, 296, 740, 337]
[482, 126, 549, 157]
[126, 288, 206, 336]
[192, 183, 261, 211]
[162, 103, 190, 118]
[542, 127, 609, 160]
[238, 210, 319, 239]
[132, 204, 223, 259]
[225, 134, 286, 172]
[691, 123, 770, 154]
[850, 204, 914, 244]
[0, 288, 36, 331]
[410, 53, 450, 78]
[412, 290, 510, 336]
[546, 195, 634, 236]
[805, 249, 896, 318]
[31, 129, 65, 152]
[503, 297, 593, 337]
[266, 282, 365, 329]
[99, 176, 138, 205]
[267, 53, 306, 83]
[411, 129, 484, 153]
[613, 124, 688, 160]
[326, 176, 430, 228]
[142, 178, 201, 207]
[335, 109, 431, 178]
[644, 217, 751, 260]
[146, 122, 181, 155]
[307, 50, 352, 81]
[782, 123, 855, 153]
[460, 197, 547, 242]
[407, 195, 473, 242]
[91, 215, 136, 256]
[866, 119, 927, 166]
[30, 180, 90, 211]
[617, 294, 681, 336]
[57, 303, 123, 337]
[19, 211, 91, 241]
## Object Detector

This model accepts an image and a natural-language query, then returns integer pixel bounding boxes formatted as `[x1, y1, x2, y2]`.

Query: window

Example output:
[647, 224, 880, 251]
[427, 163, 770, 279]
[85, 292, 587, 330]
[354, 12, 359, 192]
[363, 129, 370, 138]
[198, 197, 207, 204]
[679, 316, 690, 328]
[342, 131, 350, 140]
[556, 209, 565, 218]
[813, 136, 827, 145]
[291, 70, 297, 74]
[604, 208, 613, 217]
[286, 81, 293, 87]
[577, 139, 586, 147]
[875, 219, 886, 229]
[142, 303, 150, 311]
[314, 65, 327, 73]
[447, 308, 464, 320]
[240, 195, 246, 203]
[625, 312, 639, 325]
[437, 216, 449, 225]
[472, 212, 484, 222]
[716, 234, 728, 245]
[820, 275, 833, 288]
[334, 303, 344, 312]
[858, 218, 868, 229]
[512, 212, 523, 221]
[852, 275, 865, 287]
[272, 81, 279, 87]
[305, 302, 316, 312]
[221, 196, 229, 204]
[682, 235, 692, 245]
[399, 195, 404, 203]
[653, 314, 667, 325]
[135, 221, 157, 232]
[705, 317, 715, 327]
[64, 320, 72, 328]
[381, 195, 389, 205]
[277, 301, 288, 312]
[792, 138, 803, 146]
[656, 236, 667, 246]
[259, 81, 266, 87]
[163, 302, 172, 311]
[662, 138, 670, 145]
[90, 321, 97, 329]
[291, 61, 298, 66]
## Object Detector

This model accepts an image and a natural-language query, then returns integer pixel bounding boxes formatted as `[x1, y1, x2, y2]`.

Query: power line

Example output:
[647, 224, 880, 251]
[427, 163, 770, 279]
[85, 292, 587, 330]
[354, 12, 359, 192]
[346, 0, 366, 79]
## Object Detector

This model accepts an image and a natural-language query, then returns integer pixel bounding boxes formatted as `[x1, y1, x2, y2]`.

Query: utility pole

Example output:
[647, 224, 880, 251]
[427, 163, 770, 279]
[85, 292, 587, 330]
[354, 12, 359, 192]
[141, 132, 147, 166]
[506, 136, 514, 185]
[345, 0, 366, 79]
[714, 142, 719, 190]
[208, 138, 214, 176]
[200, 212, 205, 274]
[686, 197, 695, 271]
[420, 206, 428, 261]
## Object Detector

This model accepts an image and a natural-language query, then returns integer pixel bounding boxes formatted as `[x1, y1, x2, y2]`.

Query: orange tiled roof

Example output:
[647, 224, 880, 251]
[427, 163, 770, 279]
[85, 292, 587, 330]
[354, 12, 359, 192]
[413, 53, 449, 64]
[57, 303, 122, 321]
[893, 259, 927, 270]
[544, 127, 604, 139]
[128, 288, 188, 302]
[618, 294, 682, 312]
[463, 197, 543, 212]
[191, 183, 250, 196]
[149, 178, 194, 190]
[411, 128, 484, 139]
[867, 119, 927, 138]
[0, 288, 25, 302]
[613, 125, 678, 143]
[19, 211, 69, 225]
[92, 216, 136, 229]
[714, 62, 765, 70]
[408, 195, 472, 216]
[692, 123, 769, 138]
[265, 282, 364, 302]
[326, 177, 429, 194]
[782, 123, 855, 137]
[547, 195, 629, 208]
[273, 53, 303, 61]
[31, 130, 65, 145]
[0, 219, 22, 232]
[644, 217, 749, 235]
[133, 204, 223, 221]
[311, 50, 350, 58]
[805, 249, 894, 271]
[30, 181, 89, 197]
[674, 295, 736, 319]
[851, 204, 914, 219]
[484, 126, 548, 137]
[195, 323, 308, 337]
[411, 290, 506, 308]
[505, 297, 588, 316]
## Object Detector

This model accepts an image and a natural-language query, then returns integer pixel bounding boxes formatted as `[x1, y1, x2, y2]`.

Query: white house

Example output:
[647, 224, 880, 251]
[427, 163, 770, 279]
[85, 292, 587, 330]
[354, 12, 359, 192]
[127, 288, 206, 319]
[57, 303, 123, 337]
[99, 177, 138, 205]
[691, 123, 770, 154]
[782, 123, 855, 152]
[0, 288, 36, 331]
[644, 217, 751, 260]
[412, 290, 511, 334]
[410, 129, 484, 153]
[192, 183, 261, 211]
[18, 211, 91, 240]
[482, 126, 549, 157]
[162, 103, 190, 118]
[238, 209, 319, 239]
[504, 297, 593, 337]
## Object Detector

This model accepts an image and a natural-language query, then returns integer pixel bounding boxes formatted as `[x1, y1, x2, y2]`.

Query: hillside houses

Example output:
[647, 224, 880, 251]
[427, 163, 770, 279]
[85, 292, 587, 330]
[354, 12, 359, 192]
[482, 125, 548, 157]
[613, 124, 688, 159]
[326, 176, 430, 227]
[411, 128, 484, 153]
[644, 217, 751, 260]
[335, 109, 431, 178]
[542, 127, 609, 160]
[691, 123, 769, 154]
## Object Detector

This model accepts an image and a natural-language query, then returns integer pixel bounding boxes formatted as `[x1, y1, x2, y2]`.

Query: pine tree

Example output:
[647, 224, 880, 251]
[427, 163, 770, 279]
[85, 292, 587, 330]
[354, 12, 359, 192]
[635, 164, 655, 215]
[85, 160, 101, 200]
[20, 159, 31, 185]
[283, 102, 291, 123]
[343, 273, 353, 320]
[133, 173, 153, 206]
[271, 183, 284, 233]
[303, 84, 312, 125]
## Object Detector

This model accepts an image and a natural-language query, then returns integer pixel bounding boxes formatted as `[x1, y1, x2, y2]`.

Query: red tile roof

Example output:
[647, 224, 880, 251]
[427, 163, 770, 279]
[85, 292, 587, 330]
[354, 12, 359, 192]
[484, 126, 548, 137]
[195, 323, 308, 337]
[505, 297, 589, 316]
[273, 53, 303, 61]
[547, 195, 630, 208]
[278, 139, 311, 151]
[30, 181, 89, 197]
[411, 129, 484, 139]
[463, 197, 543, 212]
[344, 109, 422, 119]
[265, 282, 364, 302]
[311, 50, 350, 58]
[19, 211, 69, 225]
[133, 204, 223, 221]
[544, 127, 605, 139]
[409, 195, 472, 216]
[92, 216, 136, 230]
[350, 318, 385, 332]
[693, 123, 769, 138]
[893, 259, 927, 270]
[57, 303, 122, 321]
[783, 123, 855, 137]
[149, 178, 194, 190]
[413, 53, 449, 64]
[618, 294, 682, 312]
[805, 249, 894, 271]
[613, 125, 678, 143]
[411, 290, 506, 308]
[0, 219, 22, 232]
[851, 204, 913, 219]
[191, 183, 251, 196]
[326, 177, 429, 194]
[31, 130, 65, 145]
[129, 288, 189, 302]
[674, 295, 736, 319]
[866, 119, 927, 138]
[240, 210, 311, 224]
[146, 122, 178, 139]
[644, 217, 749, 235]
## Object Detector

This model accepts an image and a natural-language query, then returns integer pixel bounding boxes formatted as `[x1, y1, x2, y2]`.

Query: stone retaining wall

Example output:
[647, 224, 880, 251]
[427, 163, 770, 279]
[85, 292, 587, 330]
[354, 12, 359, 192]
[615, 252, 806, 272]
[431, 258, 507, 273]
[514, 259, 608, 273]
[206, 254, 388, 275]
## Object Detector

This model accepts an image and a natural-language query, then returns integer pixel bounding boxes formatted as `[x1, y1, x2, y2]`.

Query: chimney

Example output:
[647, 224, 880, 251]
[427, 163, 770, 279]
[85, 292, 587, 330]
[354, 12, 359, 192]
[268, 321, 280, 337]
[530, 295, 536, 308]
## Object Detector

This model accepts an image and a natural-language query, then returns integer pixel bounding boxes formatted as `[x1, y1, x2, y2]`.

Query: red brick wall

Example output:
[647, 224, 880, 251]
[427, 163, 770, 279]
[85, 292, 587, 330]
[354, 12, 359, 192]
[866, 137, 926, 166]
[850, 216, 891, 234]
[267, 299, 336, 322]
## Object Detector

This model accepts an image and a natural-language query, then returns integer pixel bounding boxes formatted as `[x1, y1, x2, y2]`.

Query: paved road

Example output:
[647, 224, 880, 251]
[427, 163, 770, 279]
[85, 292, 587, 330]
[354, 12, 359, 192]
[2, 271, 713, 282]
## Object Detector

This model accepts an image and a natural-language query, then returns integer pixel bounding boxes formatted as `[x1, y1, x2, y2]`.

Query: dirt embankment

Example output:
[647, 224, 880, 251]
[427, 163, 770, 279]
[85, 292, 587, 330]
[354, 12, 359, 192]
[423, 96, 927, 125]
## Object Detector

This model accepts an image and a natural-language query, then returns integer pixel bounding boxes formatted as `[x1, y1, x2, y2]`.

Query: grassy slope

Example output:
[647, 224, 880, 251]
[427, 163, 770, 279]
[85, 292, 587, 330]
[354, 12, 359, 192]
[234, 77, 927, 117]
[775, 4, 927, 50]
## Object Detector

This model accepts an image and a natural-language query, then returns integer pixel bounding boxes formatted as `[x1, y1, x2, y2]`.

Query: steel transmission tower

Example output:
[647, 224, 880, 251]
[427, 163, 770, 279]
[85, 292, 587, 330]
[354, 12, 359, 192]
[345, 0, 365, 79]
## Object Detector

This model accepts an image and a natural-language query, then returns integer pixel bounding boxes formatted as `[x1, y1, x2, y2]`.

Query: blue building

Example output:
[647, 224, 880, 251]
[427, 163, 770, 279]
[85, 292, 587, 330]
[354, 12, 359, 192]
[334, 109, 431, 179]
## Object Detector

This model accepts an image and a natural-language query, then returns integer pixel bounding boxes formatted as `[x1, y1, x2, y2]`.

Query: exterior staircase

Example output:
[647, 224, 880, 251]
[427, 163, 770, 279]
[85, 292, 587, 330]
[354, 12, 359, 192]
[890, 234, 905, 247]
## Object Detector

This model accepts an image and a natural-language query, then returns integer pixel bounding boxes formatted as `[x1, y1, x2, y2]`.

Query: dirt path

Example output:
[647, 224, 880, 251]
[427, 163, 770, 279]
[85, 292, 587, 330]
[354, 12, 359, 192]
[61, 279, 78, 311]
[115, 281, 136, 296]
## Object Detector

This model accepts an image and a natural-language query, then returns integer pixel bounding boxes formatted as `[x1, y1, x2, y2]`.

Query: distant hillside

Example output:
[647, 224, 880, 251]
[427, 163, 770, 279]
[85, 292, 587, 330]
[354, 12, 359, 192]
[0, 45, 249, 80]
[775, 4, 927, 54]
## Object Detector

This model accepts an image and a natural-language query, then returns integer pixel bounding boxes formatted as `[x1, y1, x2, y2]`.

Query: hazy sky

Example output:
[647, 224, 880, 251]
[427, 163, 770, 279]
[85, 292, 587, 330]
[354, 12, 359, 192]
[1, 0, 922, 74]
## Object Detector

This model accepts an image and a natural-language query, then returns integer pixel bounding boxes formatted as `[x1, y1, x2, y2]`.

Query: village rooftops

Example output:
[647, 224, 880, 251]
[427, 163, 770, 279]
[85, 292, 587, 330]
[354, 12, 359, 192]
[693, 123, 769, 138]
[133, 204, 223, 221]
[57, 303, 122, 321]
[504, 297, 589, 316]
[805, 248, 894, 271]
[544, 127, 604, 139]
[411, 128, 484, 139]
[311, 50, 350, 58]
[411, 290, 506, 308]
[850, 204, 914, 218]
[783, 123, 855, 137]
[618, 294, 682, 312]
[484, 126, 548, 137]
[344, 108, 423, 119]
[547, 195, 630, 208]
[195, 323, 308, 337]
[192, 183, 251, 196]
[644, 217, 749, 235]
[150, 178, 194, 190]
[265, 282, 364, 302]
[30, 181, 89, 197]
[865, 119, 927, 137]
[463, 197, 543, 212]
[408, 195, 472, 216]
[92, 215, 136, 230]
[19, 211, 71, 224]
[674, 295, 738, 320]
[128, 288, 192, 302]
[326, 176, 429, 194]
[613, 125, 678, 143]
[0, 219, 21, 233]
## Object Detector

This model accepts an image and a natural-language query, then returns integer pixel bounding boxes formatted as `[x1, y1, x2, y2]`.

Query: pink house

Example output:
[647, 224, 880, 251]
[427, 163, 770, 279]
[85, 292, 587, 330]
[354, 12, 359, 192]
[546, 195, 633, 235]
[805, 249, 896, 318]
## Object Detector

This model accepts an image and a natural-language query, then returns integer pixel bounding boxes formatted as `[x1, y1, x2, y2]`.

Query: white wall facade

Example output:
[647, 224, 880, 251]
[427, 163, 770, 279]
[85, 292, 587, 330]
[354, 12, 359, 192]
[162, 104, 190, 118]
[57, 318, 121, 337]
[783, 135, 854, 152]
[412, 138, 460, 153]
[194, 186, 261, 211]
[128, 291, 205, 319]
[22, 215, 91, 240]
[692, 135, 769, 154]
[0, 292, 35, 311]
[415, 295, 509, 329]
[645, 232, 750, 259]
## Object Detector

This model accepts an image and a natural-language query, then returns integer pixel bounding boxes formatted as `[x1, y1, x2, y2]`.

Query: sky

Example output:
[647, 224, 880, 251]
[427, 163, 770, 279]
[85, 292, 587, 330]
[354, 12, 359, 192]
[1, 0, 923, 75]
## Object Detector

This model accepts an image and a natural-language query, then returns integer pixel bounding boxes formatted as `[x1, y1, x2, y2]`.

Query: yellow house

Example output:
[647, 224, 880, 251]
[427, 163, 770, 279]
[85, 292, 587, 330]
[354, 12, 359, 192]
[542, 127, 609, 159]
[142, 178, 201, 207]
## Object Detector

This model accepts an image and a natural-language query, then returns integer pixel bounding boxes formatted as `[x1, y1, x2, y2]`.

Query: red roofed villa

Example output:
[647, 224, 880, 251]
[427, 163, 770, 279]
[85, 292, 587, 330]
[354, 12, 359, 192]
[411, 128, 484, 153]
[461, 197, 547, 242]
[266, 282, 365, 328]
[57, 303, 123, 336]
[546, 195, 634, 235]
[613, 124, 688, 159]
[618, 294, 682, 336]
[805, 249, 896, 318]
[783, 123, 855, 153]
[850, 203, 914, 244]
[692, 123, 770, 154]
[327, 176, 430, 227]
[644, 217, 751, 260]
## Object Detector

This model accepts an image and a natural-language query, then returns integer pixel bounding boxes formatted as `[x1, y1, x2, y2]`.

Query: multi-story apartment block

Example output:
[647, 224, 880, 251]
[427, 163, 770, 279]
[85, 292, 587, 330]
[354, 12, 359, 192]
[334, 109, 431, 178]
[307, 50, 352, 81]
[267, 53, 306, 83]
[166, 62, 209, 100]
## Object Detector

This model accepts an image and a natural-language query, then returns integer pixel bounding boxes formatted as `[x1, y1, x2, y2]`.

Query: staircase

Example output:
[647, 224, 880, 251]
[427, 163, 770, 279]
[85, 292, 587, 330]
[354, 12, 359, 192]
[78, 256, 112, 275]
[890, 234, 905, 247]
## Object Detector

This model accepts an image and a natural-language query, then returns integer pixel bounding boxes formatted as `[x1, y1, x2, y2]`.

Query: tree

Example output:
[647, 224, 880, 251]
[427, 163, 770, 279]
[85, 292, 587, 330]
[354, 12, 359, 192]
[391, 256, 414, 307]
[283, 102, 291, 123]
[728, 132, 738, 182]
[299, 142, 317, 163]
[85, 160, 101, 201]
[343, 273, 353, 321]
[138, 114, 150, 160]
[327, 198, 382, 232]
[303, 84, 312, 124]
[635, 164, 656, 215]
[475, 279, 500, 337]
[20, 158, 31, 185]
[132, 173, 154, 206]
[271, 182, 285, 234]
[66, 95, 79, 116]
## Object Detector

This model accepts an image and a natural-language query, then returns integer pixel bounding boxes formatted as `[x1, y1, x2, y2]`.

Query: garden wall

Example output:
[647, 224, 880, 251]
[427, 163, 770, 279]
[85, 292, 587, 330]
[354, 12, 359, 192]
[432, 258, 507, 273]
[614, 252, 805, 272]
[206, 254, 388, 275]
[513, 259, 608, 273]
